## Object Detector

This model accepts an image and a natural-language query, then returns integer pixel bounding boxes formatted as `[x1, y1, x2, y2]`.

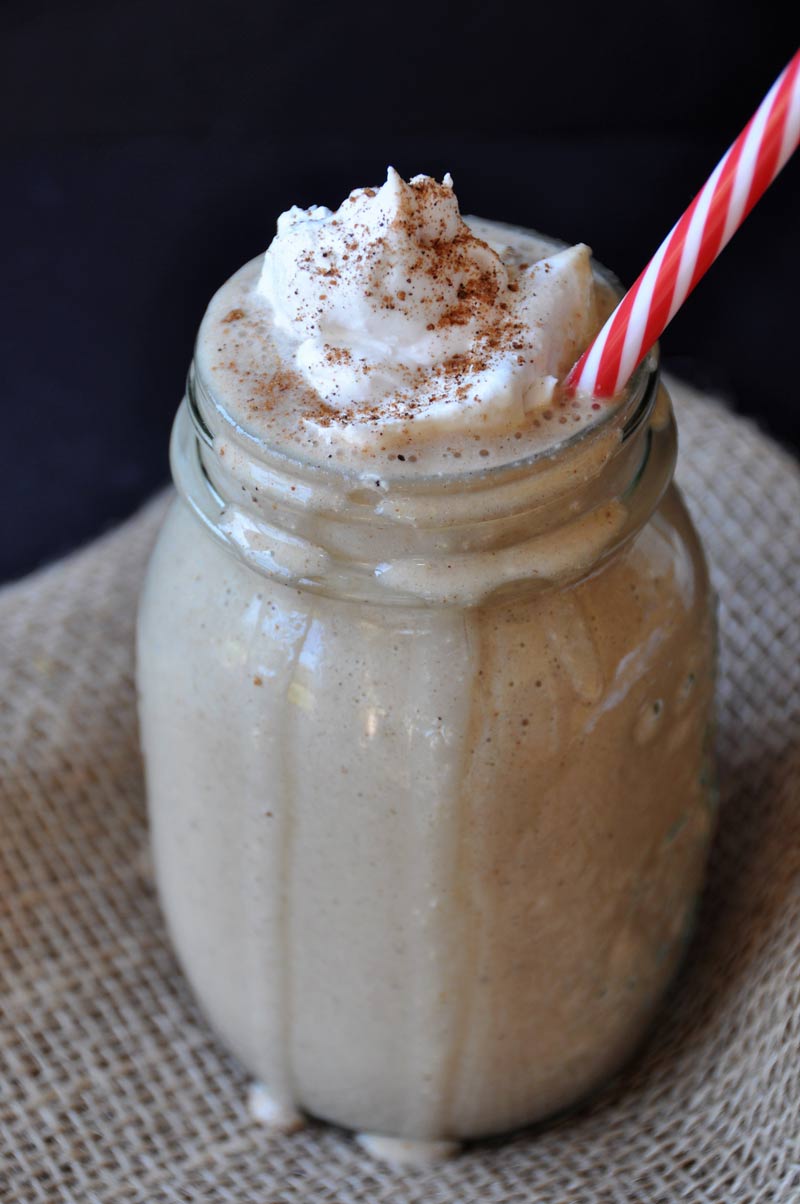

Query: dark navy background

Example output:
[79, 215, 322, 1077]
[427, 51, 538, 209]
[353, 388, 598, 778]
[2, 1, 797, 582]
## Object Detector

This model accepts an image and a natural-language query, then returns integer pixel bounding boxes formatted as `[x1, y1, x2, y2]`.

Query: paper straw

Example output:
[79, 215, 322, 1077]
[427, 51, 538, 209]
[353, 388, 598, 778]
[566, 48, 800, 399]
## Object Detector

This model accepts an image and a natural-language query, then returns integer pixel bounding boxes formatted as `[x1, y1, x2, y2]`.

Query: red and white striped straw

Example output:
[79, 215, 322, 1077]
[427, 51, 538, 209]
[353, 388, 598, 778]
[566, 48, 800, 400]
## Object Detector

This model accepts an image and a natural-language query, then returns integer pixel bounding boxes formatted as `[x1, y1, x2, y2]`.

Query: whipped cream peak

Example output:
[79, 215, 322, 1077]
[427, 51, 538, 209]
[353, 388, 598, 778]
[258, 168, 504, 348]
[250, 171, 601, 447]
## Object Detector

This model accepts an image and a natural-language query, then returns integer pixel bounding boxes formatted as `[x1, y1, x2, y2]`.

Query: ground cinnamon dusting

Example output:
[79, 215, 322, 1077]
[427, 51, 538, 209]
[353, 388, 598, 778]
[205, 177, 606, 460]
[252, 176, 535, 427]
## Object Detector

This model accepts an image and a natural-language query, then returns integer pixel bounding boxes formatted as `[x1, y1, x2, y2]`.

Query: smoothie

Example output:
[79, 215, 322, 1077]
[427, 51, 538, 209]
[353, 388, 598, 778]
[137, 171, 715, 1161]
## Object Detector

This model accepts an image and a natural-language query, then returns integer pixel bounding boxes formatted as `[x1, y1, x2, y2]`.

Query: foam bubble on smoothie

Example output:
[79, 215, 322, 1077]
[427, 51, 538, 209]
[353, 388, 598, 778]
[255, 169, 598, 443]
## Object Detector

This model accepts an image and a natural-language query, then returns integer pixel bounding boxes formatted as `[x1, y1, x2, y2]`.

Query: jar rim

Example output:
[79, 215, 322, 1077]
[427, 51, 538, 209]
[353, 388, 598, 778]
[189, 347, 660, 496]
[188, 234, 660, 497]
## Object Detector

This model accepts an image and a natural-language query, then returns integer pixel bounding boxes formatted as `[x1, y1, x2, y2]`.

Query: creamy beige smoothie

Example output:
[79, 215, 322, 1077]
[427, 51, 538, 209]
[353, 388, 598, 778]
[137, 171, 715, 1162]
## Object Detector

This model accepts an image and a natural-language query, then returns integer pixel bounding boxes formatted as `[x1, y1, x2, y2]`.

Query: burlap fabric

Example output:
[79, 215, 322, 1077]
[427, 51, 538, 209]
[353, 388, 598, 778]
[2, 379, 799, 1203]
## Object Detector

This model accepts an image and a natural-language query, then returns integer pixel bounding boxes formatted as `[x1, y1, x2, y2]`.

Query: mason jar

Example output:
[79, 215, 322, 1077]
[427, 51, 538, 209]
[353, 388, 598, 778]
[136, 328, 716, 1158]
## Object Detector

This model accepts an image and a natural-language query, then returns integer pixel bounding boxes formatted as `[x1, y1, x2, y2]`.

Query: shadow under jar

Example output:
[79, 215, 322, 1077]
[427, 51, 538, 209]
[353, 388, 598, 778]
[136, 346, 716, 1159]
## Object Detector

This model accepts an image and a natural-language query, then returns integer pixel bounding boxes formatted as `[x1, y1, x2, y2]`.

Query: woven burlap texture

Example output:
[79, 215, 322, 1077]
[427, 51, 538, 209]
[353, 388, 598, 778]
[1, 380, 799, 1203]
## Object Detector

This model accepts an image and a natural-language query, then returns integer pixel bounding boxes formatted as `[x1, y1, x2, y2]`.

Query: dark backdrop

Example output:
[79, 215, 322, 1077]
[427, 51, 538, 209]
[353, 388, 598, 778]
[2, 1, 798, 583]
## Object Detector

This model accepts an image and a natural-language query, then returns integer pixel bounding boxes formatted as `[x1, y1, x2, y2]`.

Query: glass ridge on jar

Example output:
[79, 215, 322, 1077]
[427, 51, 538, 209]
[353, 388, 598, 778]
[137, 315, 717, 1154]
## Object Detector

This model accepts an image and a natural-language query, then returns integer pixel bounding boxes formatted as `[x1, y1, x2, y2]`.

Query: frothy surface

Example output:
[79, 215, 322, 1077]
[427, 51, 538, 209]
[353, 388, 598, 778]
[196, 171, 619, 475]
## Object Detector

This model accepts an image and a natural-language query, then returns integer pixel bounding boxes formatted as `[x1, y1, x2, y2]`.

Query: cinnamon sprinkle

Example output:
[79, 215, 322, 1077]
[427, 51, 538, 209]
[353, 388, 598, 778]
[209, 176, 595, 451]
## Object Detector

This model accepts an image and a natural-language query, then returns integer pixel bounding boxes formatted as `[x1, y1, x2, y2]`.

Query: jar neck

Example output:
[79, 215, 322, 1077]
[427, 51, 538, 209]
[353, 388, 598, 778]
[171, 355, 675, 606]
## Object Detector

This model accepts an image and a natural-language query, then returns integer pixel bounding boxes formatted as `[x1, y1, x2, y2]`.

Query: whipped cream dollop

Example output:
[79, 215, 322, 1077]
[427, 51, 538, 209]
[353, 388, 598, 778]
[253, 169, 600, 445]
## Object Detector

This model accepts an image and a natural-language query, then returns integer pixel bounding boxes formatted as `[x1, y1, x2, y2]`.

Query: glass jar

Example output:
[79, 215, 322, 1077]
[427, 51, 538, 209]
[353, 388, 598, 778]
[137, 339, 716, 1155]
